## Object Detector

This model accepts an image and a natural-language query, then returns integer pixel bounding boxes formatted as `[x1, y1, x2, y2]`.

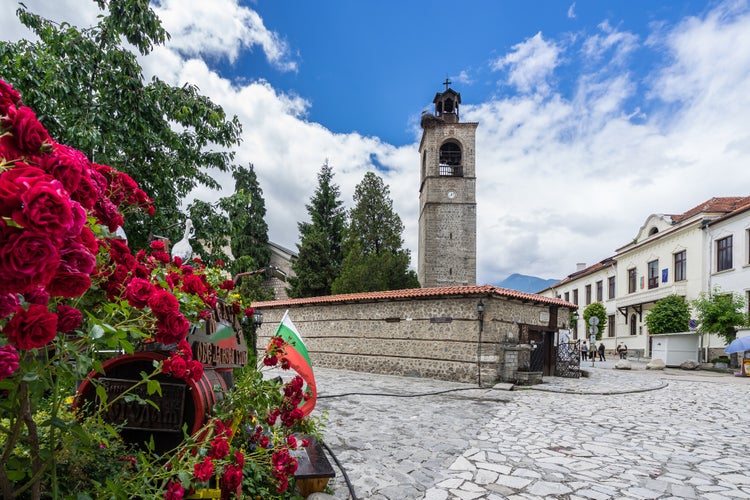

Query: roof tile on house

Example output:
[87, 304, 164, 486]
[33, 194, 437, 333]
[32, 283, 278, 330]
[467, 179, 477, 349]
[670, 196, 750, 223]
[253, 284, 574, 309]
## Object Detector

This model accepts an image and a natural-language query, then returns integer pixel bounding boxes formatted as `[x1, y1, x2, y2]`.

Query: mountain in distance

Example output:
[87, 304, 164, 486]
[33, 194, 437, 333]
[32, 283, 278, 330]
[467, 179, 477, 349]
[496, 273, 558, 294]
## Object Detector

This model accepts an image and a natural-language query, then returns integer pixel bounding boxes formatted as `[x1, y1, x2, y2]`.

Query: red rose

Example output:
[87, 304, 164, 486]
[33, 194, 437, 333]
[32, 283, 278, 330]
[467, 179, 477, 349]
[244, 307, 254, 317]
[40, 143, 88, 194]
[164, 480, 184, 500]
[46, 271, 91, 298]
[163, 356, 187, 378]
[125, 278, 156, 309]
[5, 304, 58, 350]
[208, 437, 230, 459]
[218, 279, 234, 290]
[0, 228, 60, 294]
[0, 293, 19, 319]
[187, 360, 203, 382]
[14, 178, 74, 235]
[156, 311, 190, 345]
[70, 174, 99, 210]
[220, 464, 243, 493]
[0, 163, 49, 217]
[1, 105, 51, 153]
[150, 240, 165, 251]
[58, 240, 96, 275]
[234, 450, 244, 467]
[78, 227, 99, 254]
[23, 287, 50, 305]
[181, 274, 206, 295]
[193, 457, 214, 483]
[0, 79, 21, 114]
[56, 305, 83, 334]
[148, 289, 180, 317]
[0, 344, 20, 380]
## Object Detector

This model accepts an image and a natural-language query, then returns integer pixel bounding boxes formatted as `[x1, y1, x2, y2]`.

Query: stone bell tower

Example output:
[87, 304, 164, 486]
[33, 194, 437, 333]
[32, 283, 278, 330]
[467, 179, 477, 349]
[418, 80, 478, 288]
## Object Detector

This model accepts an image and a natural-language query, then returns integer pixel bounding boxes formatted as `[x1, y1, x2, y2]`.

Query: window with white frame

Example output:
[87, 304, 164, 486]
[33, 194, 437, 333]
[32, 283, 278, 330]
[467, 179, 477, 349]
[648, 260, 659, 289]
[628, 268, 637, 293]
[608, 276, 615, 299]
[608, 314, 615, 337]
[674, 250, 686, 282]
[717, 235, 733, 272]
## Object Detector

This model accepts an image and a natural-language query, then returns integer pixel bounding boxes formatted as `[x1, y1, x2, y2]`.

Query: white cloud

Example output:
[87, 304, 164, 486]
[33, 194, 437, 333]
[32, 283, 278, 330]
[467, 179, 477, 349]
[567, 3, 577, 19]
[492, 32, 561, 95]
[3, 0, 750, 286]
[582, 21, 639, 66]
[153, 0, 297, 71]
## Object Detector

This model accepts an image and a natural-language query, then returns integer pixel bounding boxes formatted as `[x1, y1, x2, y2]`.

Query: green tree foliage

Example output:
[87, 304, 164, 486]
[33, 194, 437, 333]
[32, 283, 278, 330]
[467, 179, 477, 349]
[219, 164, 272, 301]
[582, 302, 607, 340]
[644, 295, 691, 335]
[692, 290, 747, 344]
[187, 199, 231, 266]
[332, 172, 419, 294]
[0, 2, 242, 249]
[288, 161, 346, 298]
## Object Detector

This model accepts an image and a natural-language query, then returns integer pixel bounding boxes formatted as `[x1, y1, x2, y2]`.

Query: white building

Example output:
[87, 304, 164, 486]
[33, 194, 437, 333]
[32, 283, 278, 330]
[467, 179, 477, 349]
[540, 196, 750, 360]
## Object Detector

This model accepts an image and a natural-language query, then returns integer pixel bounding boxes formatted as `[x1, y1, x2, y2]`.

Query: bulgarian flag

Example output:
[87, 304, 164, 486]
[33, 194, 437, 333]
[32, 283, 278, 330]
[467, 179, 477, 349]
[272, 310, 317, 416]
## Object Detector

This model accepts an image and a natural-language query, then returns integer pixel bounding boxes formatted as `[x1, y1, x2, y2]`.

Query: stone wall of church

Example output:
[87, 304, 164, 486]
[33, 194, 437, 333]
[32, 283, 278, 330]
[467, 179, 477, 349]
[254, 295, 568, 386]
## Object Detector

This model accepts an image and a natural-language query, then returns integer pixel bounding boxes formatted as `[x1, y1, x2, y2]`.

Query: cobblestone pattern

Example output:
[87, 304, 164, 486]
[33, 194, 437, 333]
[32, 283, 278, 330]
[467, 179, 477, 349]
[305, 364, 750, 500]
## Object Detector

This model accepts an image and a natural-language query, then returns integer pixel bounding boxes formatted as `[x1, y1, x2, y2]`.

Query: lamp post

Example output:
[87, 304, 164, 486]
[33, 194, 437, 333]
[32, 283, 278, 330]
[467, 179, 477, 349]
[477, 300, 485, 387]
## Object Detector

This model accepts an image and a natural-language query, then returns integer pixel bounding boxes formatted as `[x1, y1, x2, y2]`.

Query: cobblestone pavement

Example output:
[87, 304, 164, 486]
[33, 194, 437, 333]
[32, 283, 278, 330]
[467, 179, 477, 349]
[308, 363, 750, 500]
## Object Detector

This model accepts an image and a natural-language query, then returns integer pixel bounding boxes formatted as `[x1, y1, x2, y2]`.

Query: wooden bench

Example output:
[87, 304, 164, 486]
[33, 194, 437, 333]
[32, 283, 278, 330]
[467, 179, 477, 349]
[293, 436, 336, 496]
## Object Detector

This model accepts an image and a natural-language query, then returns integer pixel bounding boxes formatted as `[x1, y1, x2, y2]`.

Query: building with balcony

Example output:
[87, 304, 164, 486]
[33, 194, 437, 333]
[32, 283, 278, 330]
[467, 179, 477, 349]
[540, 196, 750, 360]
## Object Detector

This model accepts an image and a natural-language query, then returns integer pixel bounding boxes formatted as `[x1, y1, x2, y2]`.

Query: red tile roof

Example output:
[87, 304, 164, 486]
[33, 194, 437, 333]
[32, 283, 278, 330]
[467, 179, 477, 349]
[253, 284, 575, 309]
[670, 196, 750, 223]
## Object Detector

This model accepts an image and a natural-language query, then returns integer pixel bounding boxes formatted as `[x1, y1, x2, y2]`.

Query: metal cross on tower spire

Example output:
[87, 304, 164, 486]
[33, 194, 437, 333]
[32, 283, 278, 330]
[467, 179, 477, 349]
[443, 78, 452, 90]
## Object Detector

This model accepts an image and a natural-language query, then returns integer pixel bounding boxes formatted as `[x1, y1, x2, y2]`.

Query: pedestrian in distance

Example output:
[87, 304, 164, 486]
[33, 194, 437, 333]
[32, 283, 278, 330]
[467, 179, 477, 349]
[598, 342, 605, 361]
[581, 341, 588, 361]
[622, 344, 628, 359]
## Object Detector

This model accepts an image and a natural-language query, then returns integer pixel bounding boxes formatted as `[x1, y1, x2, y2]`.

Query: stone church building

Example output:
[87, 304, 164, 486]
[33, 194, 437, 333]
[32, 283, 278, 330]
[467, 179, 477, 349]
[254, 84, 575, 385]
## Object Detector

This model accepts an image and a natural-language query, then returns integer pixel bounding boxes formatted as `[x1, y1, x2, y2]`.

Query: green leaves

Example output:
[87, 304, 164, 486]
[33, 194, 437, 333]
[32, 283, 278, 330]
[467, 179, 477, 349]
[692, 289, 747, 343]
[0, 2, 243, 251]
[645, 295, 691, 335]
[332, 171, 419, 294]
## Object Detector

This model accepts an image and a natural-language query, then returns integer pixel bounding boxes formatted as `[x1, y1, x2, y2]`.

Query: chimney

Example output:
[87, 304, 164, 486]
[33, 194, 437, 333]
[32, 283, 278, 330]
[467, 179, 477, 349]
[576, 263, 586, 271]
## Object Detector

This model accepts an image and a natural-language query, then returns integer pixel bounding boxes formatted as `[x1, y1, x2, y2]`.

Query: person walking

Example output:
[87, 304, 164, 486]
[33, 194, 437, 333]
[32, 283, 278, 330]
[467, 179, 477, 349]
[598, 342, 606, 361]
[581, 341, 588, 361]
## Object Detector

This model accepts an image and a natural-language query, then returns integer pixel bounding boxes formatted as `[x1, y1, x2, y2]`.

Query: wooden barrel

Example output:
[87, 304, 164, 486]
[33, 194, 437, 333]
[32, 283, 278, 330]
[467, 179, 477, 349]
[75, 351, 227, 454]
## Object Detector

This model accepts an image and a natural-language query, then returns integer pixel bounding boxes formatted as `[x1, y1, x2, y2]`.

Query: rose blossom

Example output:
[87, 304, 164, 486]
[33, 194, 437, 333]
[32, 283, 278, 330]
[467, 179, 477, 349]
[163, 480, 184, 500]
[148, 289, 180, 317]
[0, 344, 20, 380]
[13, 178, 74, 235]
[187, 360, 203, 382]
[23, 287, 50, 305]
[0, 228, 61, 294]
[1, 105, 51, 153]
[56, 305, 83, 334]
[40, 143, 88, 194]
[4, 304, 58, 350]
[58, 240, 96, 275]
[0, 163, 49, 216]
[163, 356, 187, 378]
[155, 311, 190, 345]
[125, 278, 156, 309]
[220, 464, 243, 493]
[208, 437, 230, 459]
[193, 457, 214, 482]
[0, 293, 19, 319]
[46, 271, 91, 298]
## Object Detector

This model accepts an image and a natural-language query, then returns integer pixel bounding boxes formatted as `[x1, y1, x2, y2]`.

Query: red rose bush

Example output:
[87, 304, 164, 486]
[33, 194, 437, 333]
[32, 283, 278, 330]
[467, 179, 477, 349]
[0, 79, 322, 498]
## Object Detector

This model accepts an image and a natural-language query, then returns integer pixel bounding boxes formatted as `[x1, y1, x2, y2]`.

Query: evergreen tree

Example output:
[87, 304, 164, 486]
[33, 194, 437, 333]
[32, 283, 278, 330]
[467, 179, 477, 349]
[187, 199, 231, 266]
[0, 3, 242, 250]
[219, 164, 272, 301]
[332, 172, 419, 293]
[289, 161, 346, 298]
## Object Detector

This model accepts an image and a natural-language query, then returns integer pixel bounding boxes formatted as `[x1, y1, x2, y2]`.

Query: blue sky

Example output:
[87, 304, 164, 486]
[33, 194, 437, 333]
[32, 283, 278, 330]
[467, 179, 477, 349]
[3, 0, 750, 285]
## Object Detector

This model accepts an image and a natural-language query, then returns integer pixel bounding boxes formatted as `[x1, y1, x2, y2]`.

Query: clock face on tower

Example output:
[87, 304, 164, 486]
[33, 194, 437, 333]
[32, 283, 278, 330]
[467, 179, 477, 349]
[447, 191, 456, 199]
